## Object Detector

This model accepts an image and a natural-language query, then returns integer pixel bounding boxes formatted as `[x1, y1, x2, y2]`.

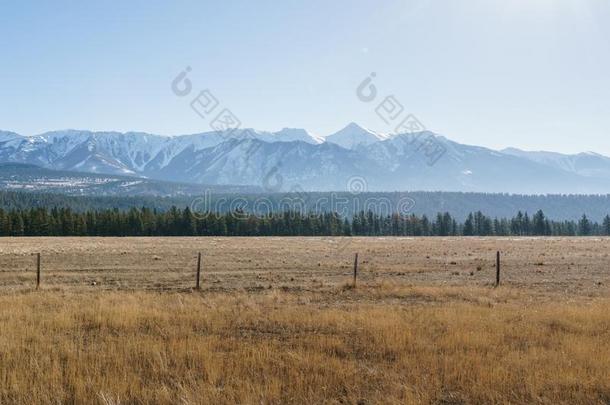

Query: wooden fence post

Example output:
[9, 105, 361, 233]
[495, 251, 500, 287]
[36, 253, 41, 290]
[195, 252, 202, 290]
[353, 252, 359, 287]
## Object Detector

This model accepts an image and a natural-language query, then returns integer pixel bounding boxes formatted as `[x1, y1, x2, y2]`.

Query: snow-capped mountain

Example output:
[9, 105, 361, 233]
[1, 124, 610, 194]
[272, 128, 324, 144]
[502, 148, 610, 179]
[325, 122, 388, 149]
[149, 138, 372, 190]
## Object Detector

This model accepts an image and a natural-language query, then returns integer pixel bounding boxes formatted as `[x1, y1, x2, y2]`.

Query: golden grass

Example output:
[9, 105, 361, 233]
[0, 286, 608, 404]
[1, 237, 609, 299]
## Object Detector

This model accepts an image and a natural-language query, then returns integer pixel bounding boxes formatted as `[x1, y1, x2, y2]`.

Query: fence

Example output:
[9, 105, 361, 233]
[0, 237, 607, 294]
[7, 250, 507, 291]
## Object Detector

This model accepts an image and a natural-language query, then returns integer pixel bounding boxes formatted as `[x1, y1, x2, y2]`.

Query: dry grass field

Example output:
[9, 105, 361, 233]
[0, 237, 609, 404]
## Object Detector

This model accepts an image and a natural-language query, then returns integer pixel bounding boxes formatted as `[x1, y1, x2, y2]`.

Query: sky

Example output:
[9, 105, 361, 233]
[1, 0, 609, 155]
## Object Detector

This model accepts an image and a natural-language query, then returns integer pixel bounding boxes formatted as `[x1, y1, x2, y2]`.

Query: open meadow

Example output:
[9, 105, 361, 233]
[0, 237, 609, 404]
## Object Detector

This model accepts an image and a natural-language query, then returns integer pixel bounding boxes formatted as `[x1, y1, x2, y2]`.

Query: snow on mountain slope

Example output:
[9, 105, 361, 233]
[0, 128, 325, 175]
[26, 130, 169, 174]
[324, 122, 387, 149]
[355, 133, 602, 193]
[503, 147, 610, 178]
[0, 131, 23, 142]
[153, 138, 377, 190]
[1, 127, 610, 194]
[0, 132, 26, 159]
[53, 139, 136, 175]
[273, 128, 324, 144]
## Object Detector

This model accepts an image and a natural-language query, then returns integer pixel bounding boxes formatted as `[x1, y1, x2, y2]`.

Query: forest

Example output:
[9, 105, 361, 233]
[2, 190, 610, 221]
[1, 206, 609, 237]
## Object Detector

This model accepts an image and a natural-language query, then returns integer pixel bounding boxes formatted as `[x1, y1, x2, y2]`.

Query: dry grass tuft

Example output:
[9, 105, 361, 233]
[0, 289, 608, 404]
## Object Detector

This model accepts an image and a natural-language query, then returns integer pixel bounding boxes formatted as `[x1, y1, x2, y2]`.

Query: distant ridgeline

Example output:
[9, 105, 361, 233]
[0, 205, 609, 237]
[1, 190, 610, 222]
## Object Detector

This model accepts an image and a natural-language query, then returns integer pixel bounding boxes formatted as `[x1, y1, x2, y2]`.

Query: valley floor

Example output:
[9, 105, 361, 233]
[0, 237, 608, 404]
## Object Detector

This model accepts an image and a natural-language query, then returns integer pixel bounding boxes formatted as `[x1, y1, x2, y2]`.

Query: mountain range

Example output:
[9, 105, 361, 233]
[1, 124, 610, 194]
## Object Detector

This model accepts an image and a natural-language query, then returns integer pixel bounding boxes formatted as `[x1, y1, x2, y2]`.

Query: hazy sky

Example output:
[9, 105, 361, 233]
[1, 0, 609, 154]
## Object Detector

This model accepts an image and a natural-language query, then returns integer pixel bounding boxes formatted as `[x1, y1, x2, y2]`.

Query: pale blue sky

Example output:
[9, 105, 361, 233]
[1, 0, 609, 154]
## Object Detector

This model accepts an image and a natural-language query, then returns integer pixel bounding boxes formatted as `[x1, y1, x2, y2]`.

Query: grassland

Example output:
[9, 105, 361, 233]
[0, 237, 609, 404]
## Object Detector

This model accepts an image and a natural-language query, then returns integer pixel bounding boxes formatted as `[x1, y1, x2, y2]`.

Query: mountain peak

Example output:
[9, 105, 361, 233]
[342, 122, 382, 135]
[325, 123, 386, 149]
[274, 128, 324, 144]
[345, 121, 364, 130]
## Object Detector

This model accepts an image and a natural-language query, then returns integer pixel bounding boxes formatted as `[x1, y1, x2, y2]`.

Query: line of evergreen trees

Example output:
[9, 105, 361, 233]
[2, 189, 610, 224]
[1, 207, 609, 237]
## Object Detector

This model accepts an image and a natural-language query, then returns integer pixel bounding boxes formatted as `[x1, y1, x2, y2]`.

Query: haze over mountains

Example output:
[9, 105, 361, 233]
[1, 124, 610, 195]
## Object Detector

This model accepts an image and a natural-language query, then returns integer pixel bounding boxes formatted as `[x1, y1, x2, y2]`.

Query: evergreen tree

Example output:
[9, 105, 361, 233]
[533, 210, 546, 235]
[603, 215, 610, 236]
[421, 215, 430, 236]
[578, 214, 591, 236]
[523, 213, 531, 235]
[463, 213, 474, 236]
[10, 211, 24, 236]
[182, 206, 196, 236]
[511, 211, 524, 236]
